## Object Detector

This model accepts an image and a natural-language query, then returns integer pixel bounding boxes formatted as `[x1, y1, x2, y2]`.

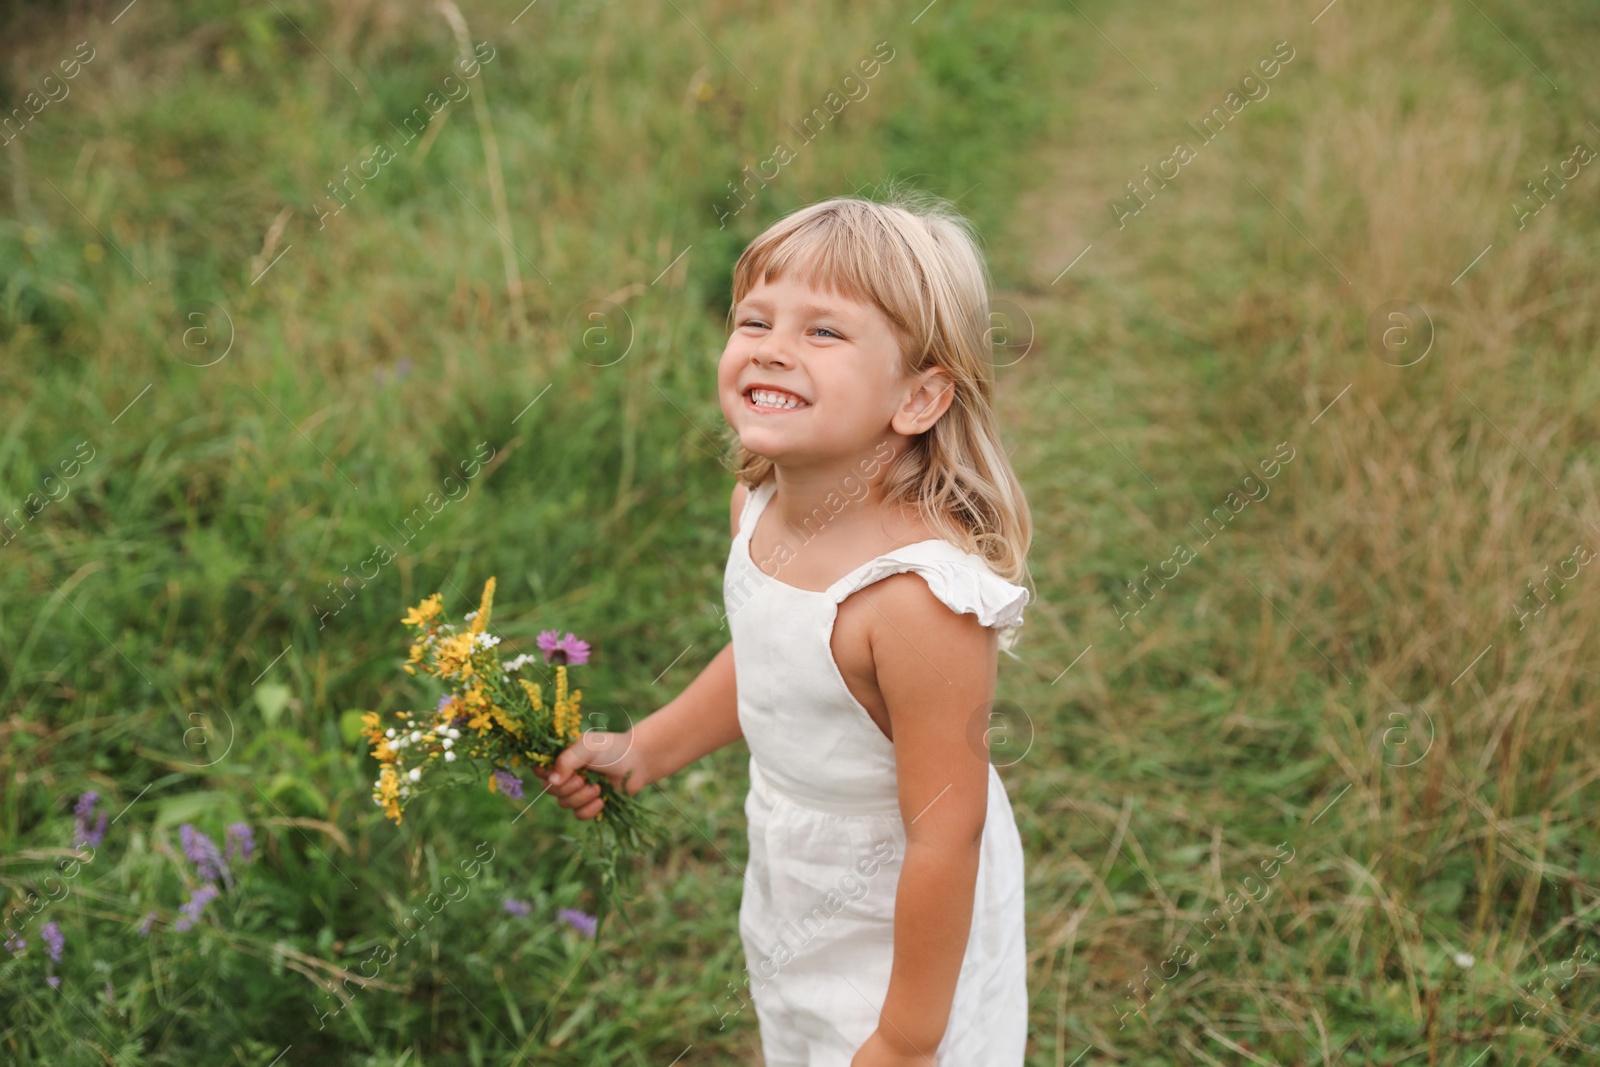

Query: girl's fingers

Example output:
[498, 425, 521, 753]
[551, 776, 590, 800]
[556, 782, 602, 811]
[575, 795, 605, 820]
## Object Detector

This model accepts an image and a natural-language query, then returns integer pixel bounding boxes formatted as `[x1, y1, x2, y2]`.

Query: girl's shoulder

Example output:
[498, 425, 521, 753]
[841, 536, 1030, 634]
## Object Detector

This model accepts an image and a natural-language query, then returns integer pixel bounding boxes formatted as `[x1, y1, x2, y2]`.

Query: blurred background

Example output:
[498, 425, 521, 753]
[2, 0, 1597, 1063]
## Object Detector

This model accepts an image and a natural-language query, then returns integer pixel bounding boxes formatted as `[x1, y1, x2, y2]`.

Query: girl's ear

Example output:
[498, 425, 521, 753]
[891, 367, 957, 435]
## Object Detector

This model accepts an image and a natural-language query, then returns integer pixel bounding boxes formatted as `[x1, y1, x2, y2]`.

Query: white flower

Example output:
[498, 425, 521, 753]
[409, 731, 422, 743]
[503, 653, 536, 673]
[441, 738, 453, 749]
[447, 728, 460, 740]
[473, 633, 500, 650]
[464, 611, 478, 622]
[1453, 952, 1475, 968]
[385, 728, 396, 739]
[408, 767, 422, 782]
[444, 751, 456, 762]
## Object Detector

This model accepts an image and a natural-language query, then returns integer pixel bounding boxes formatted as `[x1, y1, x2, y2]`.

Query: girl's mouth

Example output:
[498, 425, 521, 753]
[743, 388, 812, 413]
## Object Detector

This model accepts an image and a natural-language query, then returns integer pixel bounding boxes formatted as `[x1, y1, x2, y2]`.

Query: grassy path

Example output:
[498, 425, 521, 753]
[994, 1, 1600, 1063]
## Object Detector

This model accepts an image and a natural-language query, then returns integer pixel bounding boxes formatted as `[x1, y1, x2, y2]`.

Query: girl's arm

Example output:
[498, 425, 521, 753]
[630, 639, 742, 787]
[850, 572, 997, 1065]
[535, 484, 748, 819]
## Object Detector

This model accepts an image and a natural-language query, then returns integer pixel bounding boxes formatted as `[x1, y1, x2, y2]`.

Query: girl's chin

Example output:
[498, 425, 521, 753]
[735, 430, 804, 458]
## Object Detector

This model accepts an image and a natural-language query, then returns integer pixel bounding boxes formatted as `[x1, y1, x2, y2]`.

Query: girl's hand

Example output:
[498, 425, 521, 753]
[849, 1030, 936, 1067]
[532, 729, 646, 821]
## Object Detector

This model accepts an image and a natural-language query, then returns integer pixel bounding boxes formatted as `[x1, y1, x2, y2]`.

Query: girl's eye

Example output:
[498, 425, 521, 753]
[813, 327, 841, 339]
[739, 319, 769, 330]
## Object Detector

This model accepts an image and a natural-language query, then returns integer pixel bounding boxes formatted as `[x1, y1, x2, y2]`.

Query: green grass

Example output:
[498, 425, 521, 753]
[3, 0, 1599, 1063]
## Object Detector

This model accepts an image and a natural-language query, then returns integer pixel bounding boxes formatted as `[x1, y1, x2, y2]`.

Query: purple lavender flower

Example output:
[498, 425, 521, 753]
[179, 824, 229, 885]
[41, 922, 63, 964]
[3, 932, 24, 955]
[173, 884, 220, 933]
[437, 694, 454, 714]
[502, 898, 532, 918]
[225, 823, 255, 865]
[47, 976, 60, 989]
[136, 912, 157, 937]
[556, 908, 597, 939]
[536, 630, 590, 667]
[493, 770, 524, 800]
[72, 791, 107, 849]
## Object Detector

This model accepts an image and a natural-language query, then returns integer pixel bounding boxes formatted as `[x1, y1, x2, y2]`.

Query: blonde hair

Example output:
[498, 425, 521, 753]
[721, 188, 1033, 586]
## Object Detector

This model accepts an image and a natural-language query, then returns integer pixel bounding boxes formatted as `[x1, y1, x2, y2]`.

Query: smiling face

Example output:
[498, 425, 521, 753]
[719, 273, 933, 470]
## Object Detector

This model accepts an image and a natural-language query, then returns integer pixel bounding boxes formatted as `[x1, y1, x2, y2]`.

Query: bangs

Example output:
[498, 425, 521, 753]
[730, 202, 929, 352]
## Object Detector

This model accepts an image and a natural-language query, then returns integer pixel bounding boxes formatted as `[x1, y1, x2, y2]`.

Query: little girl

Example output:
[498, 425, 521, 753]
[534, 193, 1033, 1066]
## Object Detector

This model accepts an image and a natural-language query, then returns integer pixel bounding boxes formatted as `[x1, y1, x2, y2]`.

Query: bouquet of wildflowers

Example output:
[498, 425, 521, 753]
[361, 578, 657, 891]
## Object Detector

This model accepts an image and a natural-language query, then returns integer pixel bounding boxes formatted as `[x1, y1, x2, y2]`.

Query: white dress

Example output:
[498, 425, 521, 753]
[723, 479, 1030, 1066]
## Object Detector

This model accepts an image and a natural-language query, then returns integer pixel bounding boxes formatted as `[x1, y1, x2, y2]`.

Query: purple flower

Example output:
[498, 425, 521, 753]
[536, 630, 590, 666]
[173, 884, 220, 933]
[225, 823, 255, 865]
[556, 908, 597, 939]
[3, 933, 24, 955]
[493, 769, 524, 799]
[502, 898, 532, 918]
[47, 976, 60, 989]
[179, 824, 229, 886]
[136, 912, 157, 937]
[437, 694, 454, 713]
[72, 792, 107, 849]
[41, 922, 63, 964]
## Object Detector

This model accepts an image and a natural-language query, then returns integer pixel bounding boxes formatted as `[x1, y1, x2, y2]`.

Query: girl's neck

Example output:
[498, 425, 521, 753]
[765, 451, 929, 548]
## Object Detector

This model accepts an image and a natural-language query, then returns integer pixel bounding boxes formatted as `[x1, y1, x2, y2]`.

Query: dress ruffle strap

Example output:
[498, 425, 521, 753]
[828, 544, 1030, 634]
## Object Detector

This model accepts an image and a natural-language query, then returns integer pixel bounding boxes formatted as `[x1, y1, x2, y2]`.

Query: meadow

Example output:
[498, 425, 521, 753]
[1, 0, 1597, 1063]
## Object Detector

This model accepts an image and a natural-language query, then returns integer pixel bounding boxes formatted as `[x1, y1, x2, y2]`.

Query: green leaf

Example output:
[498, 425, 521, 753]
[266, 772, 328, 818]
[255, 683, 292, 728]
[155, 791, 231, 829]
[339, 709, 369, 746]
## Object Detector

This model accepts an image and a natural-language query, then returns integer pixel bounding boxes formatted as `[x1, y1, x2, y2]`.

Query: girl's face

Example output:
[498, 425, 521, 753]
[719, 273, 929, 469]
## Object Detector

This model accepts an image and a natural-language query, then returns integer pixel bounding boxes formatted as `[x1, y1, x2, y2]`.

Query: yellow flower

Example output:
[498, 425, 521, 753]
[490, 705, 524, 738]
[471, 577, 496, 635]
[375, 766, 403, 823]
[402, 594, 443, 628]
[463, 685, 495, 734]
[433, 632, 477, 680]
[550, 665, 584, 744]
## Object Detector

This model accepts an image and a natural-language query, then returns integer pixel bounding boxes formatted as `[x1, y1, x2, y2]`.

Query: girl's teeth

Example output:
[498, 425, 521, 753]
[752, 390, 805, 409]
